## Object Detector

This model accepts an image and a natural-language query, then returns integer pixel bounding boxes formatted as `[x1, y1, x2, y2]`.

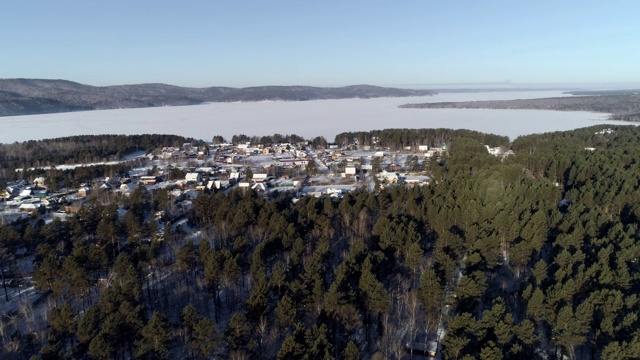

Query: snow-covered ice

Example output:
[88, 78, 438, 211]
[0, 91, 628, 144]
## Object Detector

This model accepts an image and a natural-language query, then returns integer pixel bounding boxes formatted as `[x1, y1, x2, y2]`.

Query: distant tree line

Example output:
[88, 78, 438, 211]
[0, 134, 194, 171]
[228, 133, 307, 146]
[334, 128, 509, 150]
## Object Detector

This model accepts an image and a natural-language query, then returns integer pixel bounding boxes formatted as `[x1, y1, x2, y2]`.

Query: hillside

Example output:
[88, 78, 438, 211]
[4, 125, 640, 359]
[0, 79, 434, 116]
[399, 93, 640, 121]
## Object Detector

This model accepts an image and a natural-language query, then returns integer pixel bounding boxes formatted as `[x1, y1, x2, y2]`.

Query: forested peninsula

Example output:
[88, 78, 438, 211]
[400, 93, 640, 121]
[2, 125, 640, 359]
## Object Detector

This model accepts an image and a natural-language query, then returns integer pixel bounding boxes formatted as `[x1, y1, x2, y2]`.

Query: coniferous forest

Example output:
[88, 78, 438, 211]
[3, 125, 640, 359]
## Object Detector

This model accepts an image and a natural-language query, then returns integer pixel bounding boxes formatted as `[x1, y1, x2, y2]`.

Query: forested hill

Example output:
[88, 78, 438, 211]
[399, 93, 640, 121]
[0, 79, 434, 116]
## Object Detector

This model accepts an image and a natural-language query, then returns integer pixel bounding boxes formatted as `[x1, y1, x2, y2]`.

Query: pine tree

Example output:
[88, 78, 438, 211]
[359, 258, 391, 317]
[226, 311, 252, 352]
[191, 318, 218, 359]
[135, 312, 170, 360]
[48, 302, 75, 346]
[76, 305, 100, 352]
[247, 268, 270, 318]
[343, 340, 360, 360]
[305, 324, 334, 360]
[275, 294, 296, 330]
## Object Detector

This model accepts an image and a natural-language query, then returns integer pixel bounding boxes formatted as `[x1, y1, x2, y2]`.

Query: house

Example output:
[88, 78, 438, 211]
[214, 179, 232, 190]
[19, 202, 43, 213]
[19, 188, 33, 197]
[325, 188, 343, 197]
[1, 189, 11, 200]
[251, 183, 267, 191]
[404, 176, 430, 186]
[105, 177, 121, 186]
[596, 128, 614, 135]
[120, 182, 138, 193]
[275, 180, 301, 189]
[5, 185, 23, 198]
[185, 173, 202, 183]
[278, 159, 309, 166]
[78, 186, 92, 198]
[33, 189, 48, 197]
[140, 176, 159, 185]
[485, 145, 502, 156]
[64, 203, 83, 214]
[418, 145, 429, 151]
[183, 189, 198, 200]
[377, 170, 399, 184]
[169, 189, 184, 199]
[33, 177, 46, 187]
[252, 173, 269, 183]
[345, 167, 357, 176]
[196, 167, 214, 174]
[424, 149, 438, 158]
[53, 210, 68, 219]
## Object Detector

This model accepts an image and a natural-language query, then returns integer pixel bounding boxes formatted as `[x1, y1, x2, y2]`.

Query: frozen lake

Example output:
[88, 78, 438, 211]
[0, 91, 629, 144]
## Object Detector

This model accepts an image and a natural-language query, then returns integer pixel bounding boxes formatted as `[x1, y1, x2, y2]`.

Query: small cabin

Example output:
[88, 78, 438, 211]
[140, 176, 159, 185]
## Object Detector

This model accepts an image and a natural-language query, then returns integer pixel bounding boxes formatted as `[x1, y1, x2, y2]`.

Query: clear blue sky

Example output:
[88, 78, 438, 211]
[2, 1, 639, 88]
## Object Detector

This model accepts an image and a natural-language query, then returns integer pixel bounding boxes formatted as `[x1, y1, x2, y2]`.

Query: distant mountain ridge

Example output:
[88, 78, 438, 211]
[399, 93, 640, 122]
[0, 79, 434, 117]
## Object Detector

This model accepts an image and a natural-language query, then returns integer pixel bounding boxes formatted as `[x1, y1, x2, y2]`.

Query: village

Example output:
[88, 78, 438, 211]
[0, 138, 517, 226]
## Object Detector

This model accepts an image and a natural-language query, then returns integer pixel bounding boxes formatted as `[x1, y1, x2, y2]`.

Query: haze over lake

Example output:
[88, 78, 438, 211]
[0, 91, 628, 144]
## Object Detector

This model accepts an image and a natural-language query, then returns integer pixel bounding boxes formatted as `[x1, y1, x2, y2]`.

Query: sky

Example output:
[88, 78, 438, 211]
[2, 1, 639, 88]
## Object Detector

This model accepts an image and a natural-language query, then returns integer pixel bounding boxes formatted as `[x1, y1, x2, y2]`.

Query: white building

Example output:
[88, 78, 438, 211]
[185, 173, 202, 183]
[252, 173, 269, 182]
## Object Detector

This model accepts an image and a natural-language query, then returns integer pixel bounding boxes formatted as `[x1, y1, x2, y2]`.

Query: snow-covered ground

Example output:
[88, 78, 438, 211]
[0, 91, 626, 144]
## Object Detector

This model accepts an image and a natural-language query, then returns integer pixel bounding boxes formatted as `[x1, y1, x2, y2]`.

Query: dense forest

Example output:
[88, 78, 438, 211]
[2, 125, 640, 359]
[399, 94, 640, 122]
